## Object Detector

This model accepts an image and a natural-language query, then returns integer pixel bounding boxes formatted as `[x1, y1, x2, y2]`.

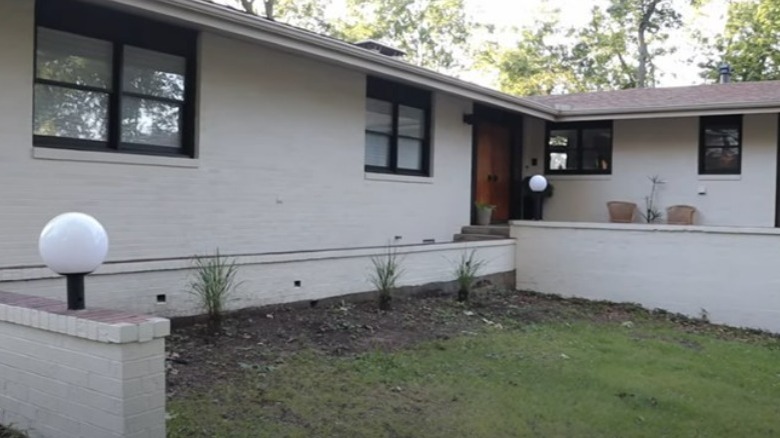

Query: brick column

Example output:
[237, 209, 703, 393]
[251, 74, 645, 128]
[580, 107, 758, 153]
[0, 291, 170, 438]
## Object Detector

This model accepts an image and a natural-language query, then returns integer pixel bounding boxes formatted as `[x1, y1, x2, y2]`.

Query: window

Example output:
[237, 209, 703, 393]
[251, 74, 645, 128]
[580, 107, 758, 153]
[699, 115, 742, 175]
[545, 121, 613, 174]
[365, 77, 432, 176]
[34, 0, 197, 157]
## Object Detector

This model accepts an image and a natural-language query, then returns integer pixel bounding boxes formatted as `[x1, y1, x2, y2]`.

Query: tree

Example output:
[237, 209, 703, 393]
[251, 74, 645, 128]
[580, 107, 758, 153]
[700, 0, 780, 82]
[238, 0, 275, 20]
[480, 17, 581, 96]
[334, 0, 473, 73]
[487, 0, 689, 95]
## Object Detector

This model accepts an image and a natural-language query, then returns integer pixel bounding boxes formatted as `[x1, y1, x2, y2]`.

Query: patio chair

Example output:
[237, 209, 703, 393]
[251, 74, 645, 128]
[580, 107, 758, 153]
[606, 201, 637, 223]
[666, 205, 696, 225]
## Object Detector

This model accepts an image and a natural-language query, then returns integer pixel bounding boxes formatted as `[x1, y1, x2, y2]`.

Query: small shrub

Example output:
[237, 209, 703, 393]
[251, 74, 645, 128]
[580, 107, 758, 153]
[188, 249, 241, 331]
[640, 175, 665, 223]
[369, 245, 403, 311]
[453, 249, 486, 302]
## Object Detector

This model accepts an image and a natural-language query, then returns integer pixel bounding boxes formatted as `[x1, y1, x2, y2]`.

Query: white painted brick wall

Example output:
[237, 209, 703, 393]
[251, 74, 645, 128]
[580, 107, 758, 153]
[5, 241, 516, 316]
[0, 0, 474, 271]
[512, 221, 780, 333]
[0, 297, 168, 438]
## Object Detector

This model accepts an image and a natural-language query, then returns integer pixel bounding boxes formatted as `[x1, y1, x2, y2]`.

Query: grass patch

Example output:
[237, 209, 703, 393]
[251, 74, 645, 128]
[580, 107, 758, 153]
[168, 320, 780, 437]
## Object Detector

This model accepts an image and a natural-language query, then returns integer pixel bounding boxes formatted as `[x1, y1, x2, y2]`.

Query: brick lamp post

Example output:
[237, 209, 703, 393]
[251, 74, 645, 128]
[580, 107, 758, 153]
[39, 212, 108, 310]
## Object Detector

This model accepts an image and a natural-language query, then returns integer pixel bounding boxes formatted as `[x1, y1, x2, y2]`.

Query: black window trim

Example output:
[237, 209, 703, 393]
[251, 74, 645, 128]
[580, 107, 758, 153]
[365, 77, 432, 177]
[544, 120, 613, 175]
[699, 115, 743, 175]
[33, 0, 198, 158]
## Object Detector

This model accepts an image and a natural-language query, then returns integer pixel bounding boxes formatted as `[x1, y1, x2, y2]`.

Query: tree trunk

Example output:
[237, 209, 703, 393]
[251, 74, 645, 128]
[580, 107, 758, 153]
[636, 0, 661, 88]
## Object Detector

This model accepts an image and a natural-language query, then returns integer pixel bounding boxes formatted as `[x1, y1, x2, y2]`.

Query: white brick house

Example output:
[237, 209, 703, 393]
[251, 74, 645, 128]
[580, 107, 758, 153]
[3, 0, 780, 316]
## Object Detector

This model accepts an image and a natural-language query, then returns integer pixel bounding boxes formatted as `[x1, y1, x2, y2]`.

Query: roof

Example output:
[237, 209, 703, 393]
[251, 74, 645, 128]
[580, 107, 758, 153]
[104, 0, 780, 121]
[526, 81, 780, 120]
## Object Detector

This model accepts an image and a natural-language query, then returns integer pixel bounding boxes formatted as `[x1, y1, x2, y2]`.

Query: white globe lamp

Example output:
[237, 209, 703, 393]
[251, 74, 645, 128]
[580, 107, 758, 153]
[529, 175, 548, 193]
[39, 212, 109, 310]
[528, 175, 549, 220]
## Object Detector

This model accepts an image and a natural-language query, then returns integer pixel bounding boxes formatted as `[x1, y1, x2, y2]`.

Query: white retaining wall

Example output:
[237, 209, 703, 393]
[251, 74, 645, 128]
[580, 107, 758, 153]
[512, 221, 780, 333]
[0, 292, 170, 438]
[3, 241, 516, 316]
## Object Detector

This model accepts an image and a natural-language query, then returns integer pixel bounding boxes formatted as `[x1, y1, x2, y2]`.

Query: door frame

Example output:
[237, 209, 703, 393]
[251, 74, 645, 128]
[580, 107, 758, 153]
[469, 104, 524, 225]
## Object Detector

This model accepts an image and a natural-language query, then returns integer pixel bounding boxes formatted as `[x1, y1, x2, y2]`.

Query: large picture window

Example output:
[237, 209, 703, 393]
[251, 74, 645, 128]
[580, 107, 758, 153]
[545, 121, 613, 175]
[365, 77, 432, 176]
[699, 115, 742, 175]
[34, 0, 197, 157]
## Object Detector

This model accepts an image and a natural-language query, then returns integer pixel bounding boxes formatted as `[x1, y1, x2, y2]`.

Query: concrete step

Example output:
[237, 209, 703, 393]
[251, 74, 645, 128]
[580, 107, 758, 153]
[453, 233, 509, 242]
[460, 225, 511, 237]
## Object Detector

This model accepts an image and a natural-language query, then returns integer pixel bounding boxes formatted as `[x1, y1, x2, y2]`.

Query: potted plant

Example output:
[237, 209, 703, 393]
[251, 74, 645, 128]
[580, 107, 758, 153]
[475, 202, 495, 226]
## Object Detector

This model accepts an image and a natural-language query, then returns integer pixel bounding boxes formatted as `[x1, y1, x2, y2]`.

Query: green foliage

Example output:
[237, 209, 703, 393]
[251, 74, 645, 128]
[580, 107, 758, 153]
[188, 250, 241, 330]
[474, 202, 495, 211]
[0, 425, 27, 438]
[487, 0, 689, 95]
[452, 250, 486, 302]
[700, 0, 780, 82]
[333, 0, 473, 73]
[169, 323, 780, 437]
[368, 245, 403, 311]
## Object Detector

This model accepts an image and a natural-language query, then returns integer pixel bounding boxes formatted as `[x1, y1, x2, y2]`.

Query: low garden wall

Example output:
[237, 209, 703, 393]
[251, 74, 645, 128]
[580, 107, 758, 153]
[0, 240, 516, 317]
[0, 291, 169, 438]
[511, 221, 780, 333]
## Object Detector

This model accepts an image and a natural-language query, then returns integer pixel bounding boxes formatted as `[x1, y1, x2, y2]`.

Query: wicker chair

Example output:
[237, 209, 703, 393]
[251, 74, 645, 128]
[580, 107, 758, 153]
[607, 201, 638, 223]
[666, 205, 696, 225]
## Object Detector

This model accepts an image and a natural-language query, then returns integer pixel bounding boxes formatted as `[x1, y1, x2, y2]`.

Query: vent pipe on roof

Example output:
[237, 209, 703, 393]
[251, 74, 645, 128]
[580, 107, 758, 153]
[719, 64, 732, 84]
[354, 40, 406, 58]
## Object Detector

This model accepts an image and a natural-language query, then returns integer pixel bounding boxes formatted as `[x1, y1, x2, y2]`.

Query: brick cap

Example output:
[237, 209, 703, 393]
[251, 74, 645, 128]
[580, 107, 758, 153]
[0, 290, 170, 344]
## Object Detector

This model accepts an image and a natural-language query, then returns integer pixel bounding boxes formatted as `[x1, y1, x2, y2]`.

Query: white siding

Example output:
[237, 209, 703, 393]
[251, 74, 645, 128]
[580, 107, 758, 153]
[523, 114, 779, 227]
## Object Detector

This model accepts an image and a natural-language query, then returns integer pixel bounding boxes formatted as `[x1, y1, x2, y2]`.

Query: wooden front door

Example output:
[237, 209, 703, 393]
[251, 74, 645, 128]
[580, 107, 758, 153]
[475, 122, 512, 223]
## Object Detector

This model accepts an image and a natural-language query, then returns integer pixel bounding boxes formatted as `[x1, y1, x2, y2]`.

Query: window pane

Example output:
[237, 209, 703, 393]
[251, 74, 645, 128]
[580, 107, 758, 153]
[398, 138, 423, 171]
[34, 84, 109, 140]
[121, 97, 181, 148]
[123, 46, 186, 100]
[398, 105, 425, 138]
[36, 28, 112, 89]
[549, 152, 570, 171]
[704, 147, 740, 173]
[704, 128, 740, 147]
[365, 132, 390, 167]
[583, 149, 610, 171]
[366, 99, 393, 134]
[582, 128, 612, 150]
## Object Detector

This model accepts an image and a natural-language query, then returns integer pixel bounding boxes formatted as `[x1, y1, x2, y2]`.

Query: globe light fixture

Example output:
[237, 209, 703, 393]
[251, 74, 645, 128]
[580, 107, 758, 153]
[529, 175, 548, 220]
[39, 212, 109, 310]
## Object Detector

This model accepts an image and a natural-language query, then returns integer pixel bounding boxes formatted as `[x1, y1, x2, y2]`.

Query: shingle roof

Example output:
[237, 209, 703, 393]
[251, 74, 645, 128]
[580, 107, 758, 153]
[526, 81, 780, 113]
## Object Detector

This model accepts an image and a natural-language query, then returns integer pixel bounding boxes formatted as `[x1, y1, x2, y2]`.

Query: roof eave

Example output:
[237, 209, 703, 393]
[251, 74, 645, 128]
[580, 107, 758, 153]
[99, 0, 558, 121]
[555, 102, 780, 122]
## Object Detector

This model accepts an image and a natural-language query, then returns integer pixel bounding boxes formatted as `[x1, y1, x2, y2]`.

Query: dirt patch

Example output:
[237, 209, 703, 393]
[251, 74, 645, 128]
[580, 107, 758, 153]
[166, 288, 778, 397]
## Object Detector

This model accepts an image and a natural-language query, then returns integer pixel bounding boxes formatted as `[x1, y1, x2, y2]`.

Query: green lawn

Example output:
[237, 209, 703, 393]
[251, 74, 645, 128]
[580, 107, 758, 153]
[168, 320, 780, 437]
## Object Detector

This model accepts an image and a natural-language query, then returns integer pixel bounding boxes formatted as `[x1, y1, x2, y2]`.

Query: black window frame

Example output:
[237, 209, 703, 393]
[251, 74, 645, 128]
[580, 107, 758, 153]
[699, 115, 743, 175]
[364, 77, 432, 176]
[544, 120, 613, 175]
[34, 0, 198, 158]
